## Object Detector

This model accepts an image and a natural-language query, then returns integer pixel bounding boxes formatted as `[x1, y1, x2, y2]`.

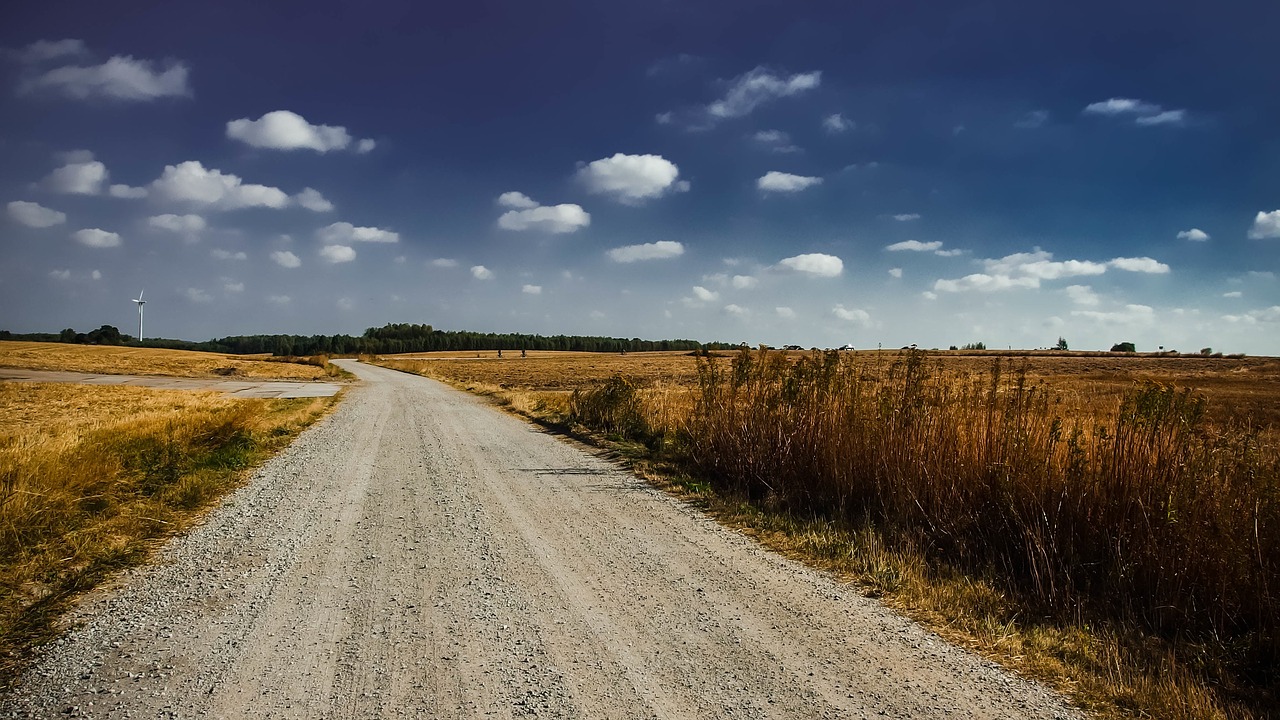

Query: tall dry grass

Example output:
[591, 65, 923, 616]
[565, 348, 1278, 715]
[0, 383, 333, 671]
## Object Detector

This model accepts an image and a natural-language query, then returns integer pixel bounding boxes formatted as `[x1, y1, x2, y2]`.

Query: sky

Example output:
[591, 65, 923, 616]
[1, 0, 1278, 353]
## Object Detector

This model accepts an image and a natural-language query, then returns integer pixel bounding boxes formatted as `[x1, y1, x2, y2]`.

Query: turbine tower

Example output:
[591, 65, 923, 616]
[132, 290, 145, 341]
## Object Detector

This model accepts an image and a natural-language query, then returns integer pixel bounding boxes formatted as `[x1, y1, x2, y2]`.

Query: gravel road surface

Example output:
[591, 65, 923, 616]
[1, 360, 1081, 719]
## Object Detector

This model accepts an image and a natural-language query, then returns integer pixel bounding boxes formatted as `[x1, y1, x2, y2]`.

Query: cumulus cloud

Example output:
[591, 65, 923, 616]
[431, 258, 458, 268]
[184, 287, 212, 303]
[318, 221, 399, 244]
[108, 183, 147, 199]
[1248, 210, 1280, 239]
[149, 161, 290, 210]
[498, 204, 590, 233]
[14, 39, 88, 64]
[752, 130, 801, 153]
[1065, 284, 1100, 306]
[294, 187, 334, 212]
[757, 171, 822, 193]
[45, 159, 107, 194]
[888, 268, 903, 278]
[1109, 257, 1170, 274]
[497, 191, 539, 209]
[692, 286, 719, 302]
[723, 304, 749, 317]
[885, 239, 941, 252]
[577, 153, 684, 204]
[707, 67, 821, 119]
[1071, 304, 1156, 325]
[934, 274, 1040, 293]
[1222, 306, 1280, 325]
[775, 306, 796, 319]
[1083, 98, 1186, 126]
[71, 228, 120, 248]
[823, 113, 854, 133]
[268, 295, 291, 304]
[19, 52, 191, 100]
[522, 284, 542, 295]
[222, 279, 244, 293]
[731, 274, 758, 289]
[211, 249, 247, 261]
[832, 305, 872, 326]
[471, 265, 493, 280]
[933, 248, 966, 257]
[1177, 228, 1209, 241]
[319, 245, 355, 263]
[607, 240, 684, 262]
[225, 110, 372, 153]
[7, 200, 66, 228]
[983, 249, 1108, 279]
[270, 250, 301, 268]
[147, 213, 205, 234]
[1223, 291, 1242, 298]
[778, 253, 843, 277]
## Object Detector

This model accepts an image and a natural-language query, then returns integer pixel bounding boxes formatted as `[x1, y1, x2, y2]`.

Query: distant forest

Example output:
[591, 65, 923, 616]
[0, 323, 734, 356]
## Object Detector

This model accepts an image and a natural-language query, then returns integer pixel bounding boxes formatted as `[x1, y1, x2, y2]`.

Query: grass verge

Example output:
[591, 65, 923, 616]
[375, 352, 1276, 720]
[0, 382, 338, 680]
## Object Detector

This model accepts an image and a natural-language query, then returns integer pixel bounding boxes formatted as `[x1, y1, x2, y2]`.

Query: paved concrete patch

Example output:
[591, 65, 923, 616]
[0, 367, 342, 399]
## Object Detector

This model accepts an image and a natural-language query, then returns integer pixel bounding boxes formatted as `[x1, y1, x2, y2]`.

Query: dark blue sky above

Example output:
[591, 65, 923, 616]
[2, 0, 1277, 351]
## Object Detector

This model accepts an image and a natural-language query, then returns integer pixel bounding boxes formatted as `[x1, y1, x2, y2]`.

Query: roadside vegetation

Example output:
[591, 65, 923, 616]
[378, 348, 1279, 719]
[0, 382, 336, 677]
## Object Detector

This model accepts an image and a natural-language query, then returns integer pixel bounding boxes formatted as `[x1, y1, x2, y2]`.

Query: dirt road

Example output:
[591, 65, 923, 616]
[1, 360, 1080, 719]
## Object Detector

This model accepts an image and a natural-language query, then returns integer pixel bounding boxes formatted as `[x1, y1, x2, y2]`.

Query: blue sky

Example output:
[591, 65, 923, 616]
[2, 0, 1278, 352]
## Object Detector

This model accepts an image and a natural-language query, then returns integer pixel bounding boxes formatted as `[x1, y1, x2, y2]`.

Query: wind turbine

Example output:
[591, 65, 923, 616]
[132, 290, 145, 341]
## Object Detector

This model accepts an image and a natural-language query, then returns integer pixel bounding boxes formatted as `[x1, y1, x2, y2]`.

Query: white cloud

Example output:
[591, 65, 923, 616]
[108, 183, 147, 199]
[1083, 98, 1186, 127]
[775, 306, 796, 319]
[497, 191, 538, 209]
[832, 305, 872, 326]
[1014, 110, 1049, 128]
[888, 268, 903, 278]
[692, 286, 719, 302]
[471, 265, 493, 280]
[49, 269, 71, 280]
[707, 67, 821, 119]
[149, 161, 290, 210]
[778, 253, 843, 277]
[225, 110, 370, 152]
[355, 139, 376, 154]
[319, 245, 355, 263]
[431, 258, 458, 268]
[1108, 256, 1170, 274]
[885, 239, 941, 252]
[294, 187, 334, 212]
[184, 287, 212, 303]
[16, 39, 88, 64]
[1177, 228, 1209, 241]
[1065, 284, 1100, 306]
[1223, 291, 1243, 298]
[1248, 210, 1280, 239]
[1222, 307, 1280, 325]
[823, 113, 854, 133]
[933, 248, 967, 257]
[577, 153, 683, 204]
[318, 221, 399, 244]
[731, 274, 757, 289]
[71, 228, 120, 248]
[607, 240, 684, 262]
[498, 204, 590, 233]
[7, 200, 66, 228]
[336, 297, 354, 311]
[268, 294, 291, 304]
[270, 250, 301, 268]
[752, 130, 801, 153]
[723, 304, 749, 317]
[983, 249, 1108, 279]
[757, 171, 822, 193]
[222, 279, 244, 293]
[522, 284, 542, 295]
[147, 213, 205, 234]
[211, 249, 247, 261]
[45, 160, 106, 194]
[934, 273, 1039, 293]
[892, 213, 921, 222]
[1071, 304, 1156, 325]
[20, 54, 191, 100]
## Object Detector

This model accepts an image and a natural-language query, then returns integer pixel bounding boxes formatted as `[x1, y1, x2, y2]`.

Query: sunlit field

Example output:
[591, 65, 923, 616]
[378, 348, 1280, 720]
[0, 341, 345, 381]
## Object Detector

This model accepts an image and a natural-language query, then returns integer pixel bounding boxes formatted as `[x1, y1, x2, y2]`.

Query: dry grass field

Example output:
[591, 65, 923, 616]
[378, 348, 1280, 720]
[0, 381, 337, 675]
[0, 341, 344, 381]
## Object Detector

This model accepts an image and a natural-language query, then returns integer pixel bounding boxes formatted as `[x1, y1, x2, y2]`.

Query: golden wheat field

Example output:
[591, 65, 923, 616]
[0, 341, 339, 381]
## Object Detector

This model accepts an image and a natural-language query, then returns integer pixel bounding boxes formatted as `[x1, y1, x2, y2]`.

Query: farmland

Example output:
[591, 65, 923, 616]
[0, 341, 344, 381]
[377, 348, 1280, 720]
